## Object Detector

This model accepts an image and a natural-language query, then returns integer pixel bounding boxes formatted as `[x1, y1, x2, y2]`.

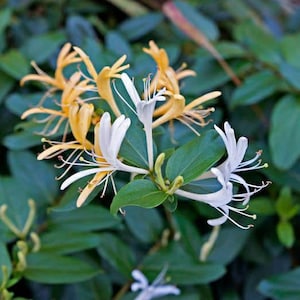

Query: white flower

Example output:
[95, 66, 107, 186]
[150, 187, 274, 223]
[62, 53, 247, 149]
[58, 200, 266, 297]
[131, 268, 180, 300]
[60, 112, 148, 192]
[120, 73, 165, 170]
[175, 122, 270, 229]
[214, 121, 269, 205]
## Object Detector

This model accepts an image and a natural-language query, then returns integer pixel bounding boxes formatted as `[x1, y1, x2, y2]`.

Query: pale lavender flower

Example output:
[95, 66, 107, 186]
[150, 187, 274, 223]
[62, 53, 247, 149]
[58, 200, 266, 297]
[131, 268, 180, 300]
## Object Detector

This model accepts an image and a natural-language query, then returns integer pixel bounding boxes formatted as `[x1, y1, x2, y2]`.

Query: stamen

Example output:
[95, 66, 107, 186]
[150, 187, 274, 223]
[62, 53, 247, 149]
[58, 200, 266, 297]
[213, 207, 254, 230]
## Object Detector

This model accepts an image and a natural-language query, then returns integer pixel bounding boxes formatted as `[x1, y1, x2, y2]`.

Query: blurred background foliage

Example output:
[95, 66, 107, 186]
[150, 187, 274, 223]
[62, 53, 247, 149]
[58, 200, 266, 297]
[0, 0, 300, 299]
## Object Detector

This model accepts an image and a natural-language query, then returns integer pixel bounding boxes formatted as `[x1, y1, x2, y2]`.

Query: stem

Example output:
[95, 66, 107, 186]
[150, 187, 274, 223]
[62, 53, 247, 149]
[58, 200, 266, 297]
[162, 1, 241, 86]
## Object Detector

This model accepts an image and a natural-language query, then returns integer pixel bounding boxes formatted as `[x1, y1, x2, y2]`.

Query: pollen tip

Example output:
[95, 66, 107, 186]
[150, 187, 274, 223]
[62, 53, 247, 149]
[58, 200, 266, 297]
[79, 156, 84, 161]
[263, 163, 268, 168]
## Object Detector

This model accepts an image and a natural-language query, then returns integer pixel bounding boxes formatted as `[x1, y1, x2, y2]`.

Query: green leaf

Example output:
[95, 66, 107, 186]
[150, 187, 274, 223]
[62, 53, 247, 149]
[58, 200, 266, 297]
[20, 31, 66, 63]
[276, 220, 295, 248]
[0, 242, 12, 285]
[143, 242, 225, 285]
[3, 122, 46, 150]
[0, 50, 30, 79]
[123, 206, 163, 243]
[280, 33, 300, 68]
[110, 179, 168, 215]
[231, 70, 281, 108]
[97, 233, 135, 278]
[234, 21, 281, 65]
[174, 211, 202, 259]
[275, 187, 299, 220]
[0, 176, 31, 234]
[207, 227, 251, 265]
[40, 231, 101, 254]
[105, 31, 132, 61]
[174, 0, 219, 41]
[119, 13, 163, 41]
[66, 15, 96, 46]
[248, 196, 276, 215]
[258, 267, 300, 300]
[50, 175, 103, 211]
[0, 8, 11, 33]
[5, 92, 55, 116]
[166, 130, 224, 184]
[0, 71, 14, 104]
[49, 205, 121, 232]
[71, 274, 112, 300]
[279, 62, 300, 90]
[269, 95, 300, 169]
[119, 121, 149, 169]
[8, 150, 59, 204]
[24, 252, 101, 284]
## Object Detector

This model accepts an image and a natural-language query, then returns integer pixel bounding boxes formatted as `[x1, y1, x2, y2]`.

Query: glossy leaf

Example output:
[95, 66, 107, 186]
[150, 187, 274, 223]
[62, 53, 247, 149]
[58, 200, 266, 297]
[20, 31, 66, 63]
[275, 187, 299, 220]
[49, 205, 121, 232]
[142, 242, 225, 284]
[258, 267, 300, 300]
[7, 150, 59, 204]
[279, 62, 300, 90]
[207, 227, 251, 265]
[0, 71, 14, 104]
[105, 31, 132, 61]
[40, 231, 101, 254]
[276, 220, 294, 248]
[231, 70, 280, 108]
[97, 233, 135, 278]
[0, 50, 29, 79]
[124, 206, 163, 243]
[110, 179, 168, 215]
[269, 95, 300, 169]
[119, 13, 163, 41]
[119, 121, 149, 169]
[174, 0, 219, 41]
[166, 130, 224, 184]
[25, 252, 101, 284]
[0, 176, 31, 232]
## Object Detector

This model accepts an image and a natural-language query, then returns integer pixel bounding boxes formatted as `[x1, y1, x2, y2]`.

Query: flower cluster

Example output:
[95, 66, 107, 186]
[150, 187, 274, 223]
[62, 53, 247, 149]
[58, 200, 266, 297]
[20, 40, 269, 228]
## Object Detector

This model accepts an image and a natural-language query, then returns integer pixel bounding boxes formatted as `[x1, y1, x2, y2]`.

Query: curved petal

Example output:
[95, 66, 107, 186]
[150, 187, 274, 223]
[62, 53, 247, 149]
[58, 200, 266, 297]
[76, 171, 108, 207]
[121, 73, 141, 105]
[60, 167, 113, 190]
[131, 270, 149, 291]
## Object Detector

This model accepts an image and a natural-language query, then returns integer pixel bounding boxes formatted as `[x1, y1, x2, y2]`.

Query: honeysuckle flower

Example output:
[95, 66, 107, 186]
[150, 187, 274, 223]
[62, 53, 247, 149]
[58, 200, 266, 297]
[131, 268, 180, 300]
[120, 73, 165, 170]
[21, 71, 94, 136]
[143, 41, 218, 131]
[37, 102, 94, 180]
[213, 121, 270, 205]
[74, 46, 130, 117]
[21, 43, 82, 90]
[60, 112, 148, 207]
[143, 40, 196, 92]
[175, 122, 269, 229]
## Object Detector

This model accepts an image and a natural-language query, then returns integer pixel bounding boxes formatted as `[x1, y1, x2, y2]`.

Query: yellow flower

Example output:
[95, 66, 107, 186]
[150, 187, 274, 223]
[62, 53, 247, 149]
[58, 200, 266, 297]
[74, 46, 130, 117]
[37, 102, 94, 158]
[21, 72, 94, 136]
[61, 113, 148, 207]
[37, 102, 94, 180]
[143, 41, 219, 131]
[20, 43, 82, 90]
